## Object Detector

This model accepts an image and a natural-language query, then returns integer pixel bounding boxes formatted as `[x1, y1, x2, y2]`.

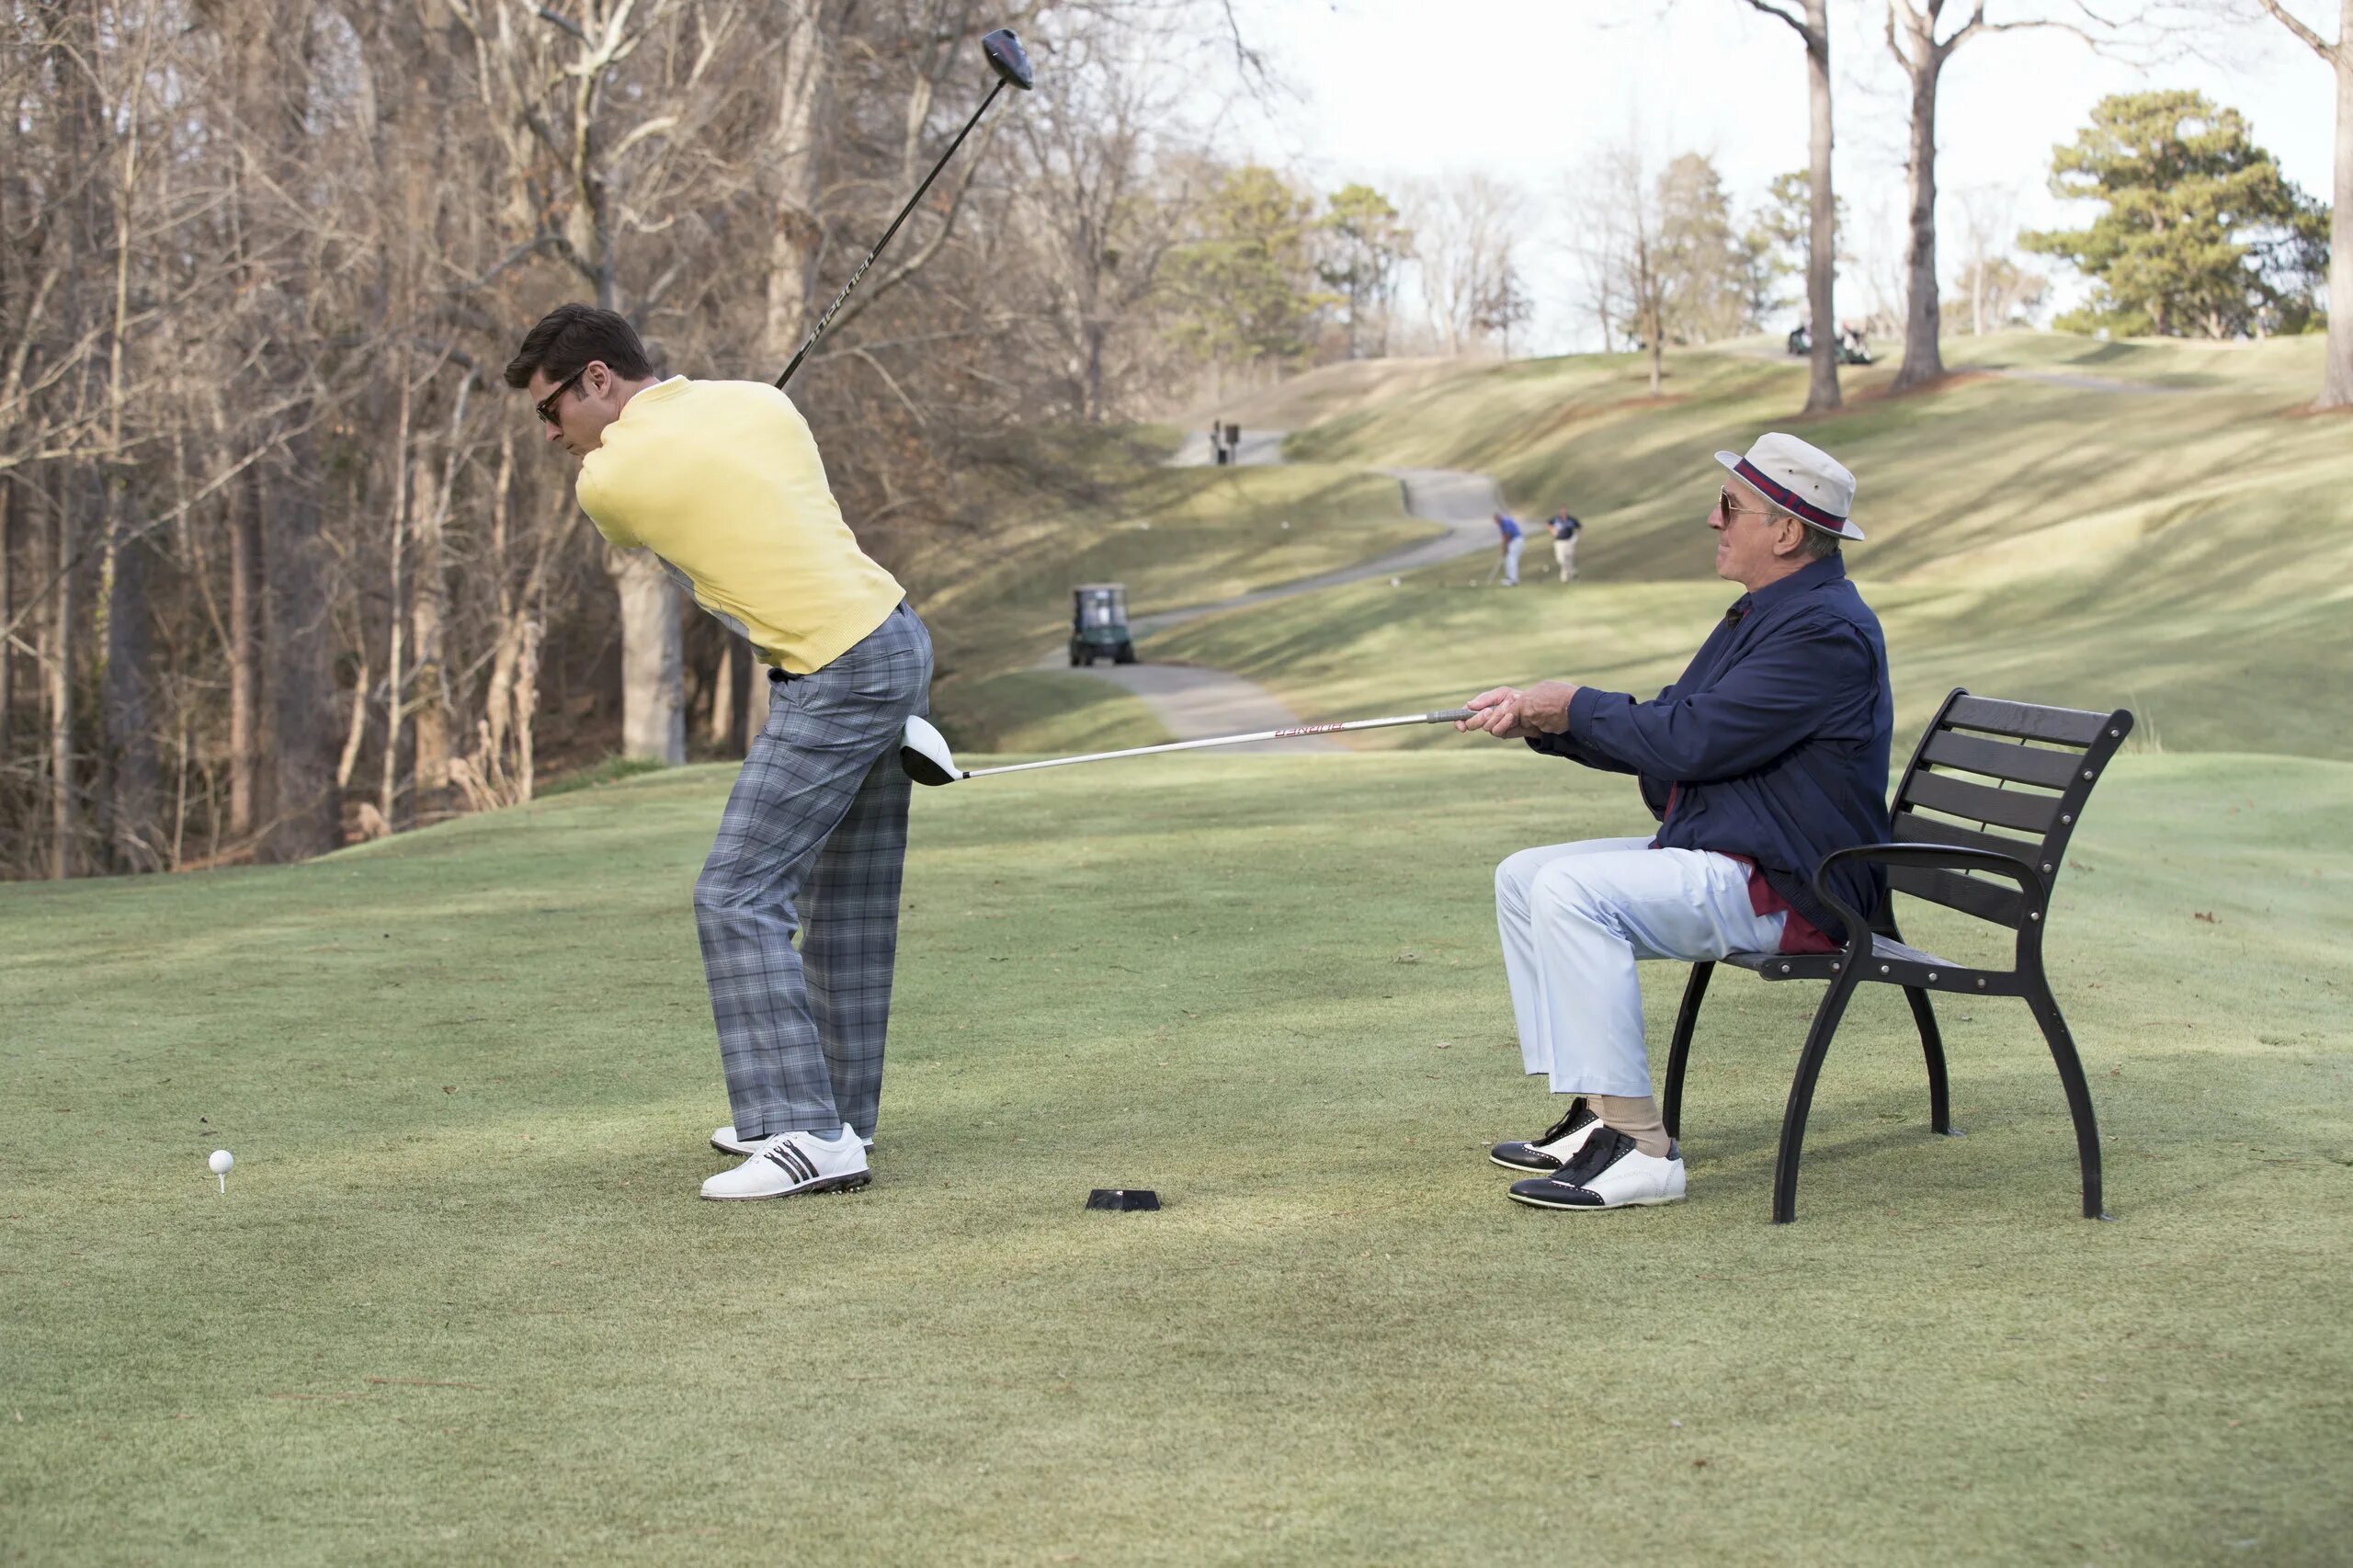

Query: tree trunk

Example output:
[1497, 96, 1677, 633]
[379, 366, 412, 829]
[759, 5, 829, 370]
[48, 477, 76, 880]
[741, 640, 769, 754]
[410, 449, 452, 815]
[707, 637, 736, 746]
[514, 618, 540, 802]
[1084, 319, 1107, 424]
[611, 548, 685, 764]
[1894, 48, 1945, 390]
[0, 480, 13, 773]
[712, 637, 755, 755]
[102, 485, 160, 871]
[2324, 16, 2353, 408]
[262, 437, 341, 861]
[227, 478, 262, 840]
[1803, 0, 1842, 414]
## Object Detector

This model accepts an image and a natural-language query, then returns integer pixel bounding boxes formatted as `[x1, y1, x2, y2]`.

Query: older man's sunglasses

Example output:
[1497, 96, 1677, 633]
[534, 366, 587, 427]
[1716, 487, 1779, 522]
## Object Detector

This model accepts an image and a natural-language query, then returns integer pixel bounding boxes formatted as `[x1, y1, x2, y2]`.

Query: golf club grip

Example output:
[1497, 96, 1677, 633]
[962, 710, 1478, 778]
[775, 78, 1006, 392]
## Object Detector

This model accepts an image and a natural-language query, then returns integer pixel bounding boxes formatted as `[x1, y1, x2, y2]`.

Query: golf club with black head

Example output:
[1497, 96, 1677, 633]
[898, 708, 1478, 786]
[774, 28, 1033, 391]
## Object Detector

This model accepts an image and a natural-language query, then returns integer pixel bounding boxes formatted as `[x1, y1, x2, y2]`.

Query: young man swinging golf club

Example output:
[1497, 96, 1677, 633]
[1457, 433, 1893, 1211]
[508, 305, 931, 1200]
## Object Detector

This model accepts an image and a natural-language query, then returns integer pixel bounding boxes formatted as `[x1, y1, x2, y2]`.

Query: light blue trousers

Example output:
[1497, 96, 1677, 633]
[1495, 836, 1790, 1097]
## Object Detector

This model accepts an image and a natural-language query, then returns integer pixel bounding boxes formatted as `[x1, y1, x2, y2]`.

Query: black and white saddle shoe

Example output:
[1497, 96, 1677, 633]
[1489, 1096, 1602, 1173]
[1506, 1127, 1687, 1210]
[715, 1124, 873, 1156]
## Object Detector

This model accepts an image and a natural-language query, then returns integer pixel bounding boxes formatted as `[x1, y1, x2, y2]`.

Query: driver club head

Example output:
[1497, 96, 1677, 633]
[900, 714, 963, 787]
[981, 28, 1034, 91]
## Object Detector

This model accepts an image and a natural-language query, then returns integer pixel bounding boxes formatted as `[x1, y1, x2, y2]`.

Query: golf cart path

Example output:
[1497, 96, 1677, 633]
[1044, 437, 1503, 749]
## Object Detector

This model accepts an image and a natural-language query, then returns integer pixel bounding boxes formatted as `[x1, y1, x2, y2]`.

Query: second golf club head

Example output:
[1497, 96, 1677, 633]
[900, 714, 962, 787]
[981, 28, 1033, 91]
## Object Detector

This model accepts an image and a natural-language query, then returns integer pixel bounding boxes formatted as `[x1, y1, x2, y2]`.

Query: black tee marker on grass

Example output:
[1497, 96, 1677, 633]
[1086, 1188, 1160, 1211]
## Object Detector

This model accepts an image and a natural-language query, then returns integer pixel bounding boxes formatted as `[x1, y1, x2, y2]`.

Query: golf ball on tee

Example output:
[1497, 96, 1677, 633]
[209, 1149, 233, 1176]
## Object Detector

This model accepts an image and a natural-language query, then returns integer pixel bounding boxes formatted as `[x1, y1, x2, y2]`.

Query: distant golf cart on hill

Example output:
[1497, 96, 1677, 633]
[1787, 324, 1875, 366]
[1068, 582, 1137, 666]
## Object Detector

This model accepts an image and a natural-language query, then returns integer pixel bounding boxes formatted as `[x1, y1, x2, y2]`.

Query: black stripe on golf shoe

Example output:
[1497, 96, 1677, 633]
[765, 1141, 818, 1183]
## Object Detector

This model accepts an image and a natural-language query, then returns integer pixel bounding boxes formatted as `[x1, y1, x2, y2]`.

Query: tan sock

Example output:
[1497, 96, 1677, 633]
[1594, 1095, 1672, 1159]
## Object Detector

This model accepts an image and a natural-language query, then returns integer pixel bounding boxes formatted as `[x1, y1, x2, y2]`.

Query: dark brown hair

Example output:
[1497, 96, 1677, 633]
[503, 304, 654, 390]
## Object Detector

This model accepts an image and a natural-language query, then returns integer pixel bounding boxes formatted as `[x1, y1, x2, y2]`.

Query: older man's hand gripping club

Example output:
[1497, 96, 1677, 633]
[1457, 680, 1583, 741]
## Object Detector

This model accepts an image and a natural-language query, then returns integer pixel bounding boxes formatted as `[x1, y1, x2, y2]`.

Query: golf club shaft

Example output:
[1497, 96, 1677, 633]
[961, 709, 1477, 779]
[775, 78, 1006, 391]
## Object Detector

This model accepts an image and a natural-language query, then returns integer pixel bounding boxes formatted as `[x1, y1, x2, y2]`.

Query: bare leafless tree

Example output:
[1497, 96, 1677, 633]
[1884, 1, 2115, 390]
[1405, 173, 1527, 358]
[2247, 0, 2353, 407]
[1737, 0, 1841, 412]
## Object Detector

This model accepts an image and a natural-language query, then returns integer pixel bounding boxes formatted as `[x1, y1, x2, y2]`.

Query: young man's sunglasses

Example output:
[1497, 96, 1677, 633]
[535, 366, 588, 427]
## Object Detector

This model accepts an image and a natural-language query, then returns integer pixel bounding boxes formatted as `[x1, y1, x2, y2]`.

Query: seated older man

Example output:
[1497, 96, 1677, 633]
[1458, 433, 1893, 1211]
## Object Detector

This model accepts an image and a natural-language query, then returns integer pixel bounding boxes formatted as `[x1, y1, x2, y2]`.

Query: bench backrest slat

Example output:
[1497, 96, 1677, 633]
[1946, 694, 2111, 746]
[1887, 864, 2026, 927]
[1904, 769, 2063, 836]
[1878, 688, 2133, 932]
[1918, 730, 2083, 790]
[1892, 809, 2044, 867]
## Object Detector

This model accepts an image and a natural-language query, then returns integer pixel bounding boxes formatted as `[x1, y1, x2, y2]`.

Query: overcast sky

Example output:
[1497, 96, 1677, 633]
[1215, 0, 2336, 352]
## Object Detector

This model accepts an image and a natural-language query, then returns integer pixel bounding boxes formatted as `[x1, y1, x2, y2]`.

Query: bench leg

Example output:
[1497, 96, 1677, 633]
[1773, 974, 1859, 1224]
[1878, 916, 1953, 1138]
[2023, 983, 2106, 1220]
[1903, 986, 1954, 1136]
[1662, 962, 1713, 1142]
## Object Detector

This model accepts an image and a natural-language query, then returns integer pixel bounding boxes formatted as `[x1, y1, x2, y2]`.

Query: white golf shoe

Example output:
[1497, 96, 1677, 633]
[1506, 1127, 1687, 1210]
[713, 1124, 873, 1156]
[701, 1125, 871, 1201]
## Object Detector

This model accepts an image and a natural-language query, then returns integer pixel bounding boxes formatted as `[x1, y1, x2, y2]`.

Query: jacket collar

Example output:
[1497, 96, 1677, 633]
[1726, 553, 1847, 620]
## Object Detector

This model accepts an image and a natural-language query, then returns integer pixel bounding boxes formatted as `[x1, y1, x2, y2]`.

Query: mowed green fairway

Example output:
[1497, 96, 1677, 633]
[6, 749, 2349, 1564]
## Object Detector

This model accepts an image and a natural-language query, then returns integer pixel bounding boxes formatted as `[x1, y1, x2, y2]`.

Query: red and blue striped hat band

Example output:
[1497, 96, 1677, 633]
[1711, 436, 1866, 541]
[1733, 459, 1845, 529]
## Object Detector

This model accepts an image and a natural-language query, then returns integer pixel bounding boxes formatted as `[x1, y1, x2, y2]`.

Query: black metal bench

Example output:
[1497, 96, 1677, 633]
[1661, 689, 2134, 1222]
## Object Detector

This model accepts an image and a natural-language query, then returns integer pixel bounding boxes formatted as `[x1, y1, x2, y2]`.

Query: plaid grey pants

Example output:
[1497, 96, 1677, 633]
[694, 603, 933, 1141]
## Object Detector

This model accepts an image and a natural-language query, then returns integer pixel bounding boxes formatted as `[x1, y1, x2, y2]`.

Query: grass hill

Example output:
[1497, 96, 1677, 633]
[1174, 333, 2352, 762]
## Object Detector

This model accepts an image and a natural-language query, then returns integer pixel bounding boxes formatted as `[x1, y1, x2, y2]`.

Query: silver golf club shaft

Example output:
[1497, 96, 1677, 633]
[961, 709, 1477, 779]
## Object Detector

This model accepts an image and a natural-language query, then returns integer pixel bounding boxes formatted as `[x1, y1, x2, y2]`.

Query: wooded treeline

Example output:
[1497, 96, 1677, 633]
[0, 0, 1342, 881]
[8, 0, 2345, 882]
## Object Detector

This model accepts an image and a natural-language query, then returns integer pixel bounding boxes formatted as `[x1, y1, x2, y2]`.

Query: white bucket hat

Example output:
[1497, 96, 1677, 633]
[1712, 433, 1865, 541]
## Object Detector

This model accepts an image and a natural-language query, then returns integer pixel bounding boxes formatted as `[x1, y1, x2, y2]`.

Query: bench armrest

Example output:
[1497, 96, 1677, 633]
[1811, 842, 2049, 950]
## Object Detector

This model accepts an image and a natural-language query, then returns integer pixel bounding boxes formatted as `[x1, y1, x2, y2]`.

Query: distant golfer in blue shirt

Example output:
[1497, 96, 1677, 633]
[1457, 434, 1892, 1212]
[1493, 511, 1525, 586]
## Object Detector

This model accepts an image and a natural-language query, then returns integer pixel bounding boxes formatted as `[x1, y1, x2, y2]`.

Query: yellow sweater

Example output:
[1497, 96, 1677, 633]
[574, 378, 904, 674]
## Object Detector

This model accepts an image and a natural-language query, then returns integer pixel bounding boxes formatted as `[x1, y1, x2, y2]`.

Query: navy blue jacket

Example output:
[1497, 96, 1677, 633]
[1532, 555, 1894, 940]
